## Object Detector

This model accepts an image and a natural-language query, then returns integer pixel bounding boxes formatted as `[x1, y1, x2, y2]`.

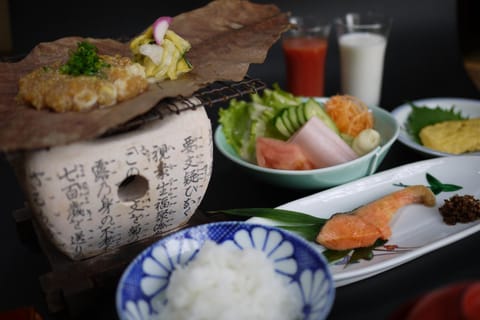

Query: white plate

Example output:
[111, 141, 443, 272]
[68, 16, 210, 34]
[391, 97, 480, 157]
[249, 155, 480, 287]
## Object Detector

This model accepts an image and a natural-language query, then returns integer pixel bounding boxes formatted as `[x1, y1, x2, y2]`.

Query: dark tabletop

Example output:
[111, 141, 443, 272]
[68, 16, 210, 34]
[1, 0, 480, 319]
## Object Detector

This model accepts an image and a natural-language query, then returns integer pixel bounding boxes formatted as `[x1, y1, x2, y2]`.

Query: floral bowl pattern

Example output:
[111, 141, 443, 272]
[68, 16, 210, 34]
[116, 221, 335, 320]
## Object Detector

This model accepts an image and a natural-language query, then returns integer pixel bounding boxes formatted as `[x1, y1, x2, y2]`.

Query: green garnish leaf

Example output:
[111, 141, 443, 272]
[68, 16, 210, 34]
[209, 208, 327, 225]
[426, 173, 462, 195]
[405, 102, 467, 143]
[60, 41, 110, 76]
[395, 173, 463, 195]
[322, 249, 352, 263]
[209, 208, 326, 243]
[349, 247, 374, 262]
[435, 184, 463, 192]
[322, 239, 389, 264]
[348, 239, 387, 264]
[426, 172, 442, 186]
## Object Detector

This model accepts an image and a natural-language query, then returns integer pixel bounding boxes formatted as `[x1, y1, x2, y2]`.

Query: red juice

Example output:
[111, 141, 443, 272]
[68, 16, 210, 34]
[282, 37, 328, 97]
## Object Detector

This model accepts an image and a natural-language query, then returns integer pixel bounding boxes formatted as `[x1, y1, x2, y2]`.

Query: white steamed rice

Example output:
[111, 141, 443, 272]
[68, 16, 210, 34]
[156, 240, 302, 320]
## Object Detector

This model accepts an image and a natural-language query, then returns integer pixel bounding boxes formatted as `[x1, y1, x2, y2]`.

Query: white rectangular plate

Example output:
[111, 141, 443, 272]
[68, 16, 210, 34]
[249, 155, 480, 287]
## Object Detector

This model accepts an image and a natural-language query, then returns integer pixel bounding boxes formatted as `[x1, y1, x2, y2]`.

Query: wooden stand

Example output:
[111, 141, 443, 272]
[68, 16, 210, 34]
[13, 206, 223, 318]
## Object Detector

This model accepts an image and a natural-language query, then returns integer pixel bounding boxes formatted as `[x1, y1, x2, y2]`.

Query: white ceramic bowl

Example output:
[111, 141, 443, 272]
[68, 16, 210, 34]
[215, 103, 399, 189]
[116, 221, 335, 320]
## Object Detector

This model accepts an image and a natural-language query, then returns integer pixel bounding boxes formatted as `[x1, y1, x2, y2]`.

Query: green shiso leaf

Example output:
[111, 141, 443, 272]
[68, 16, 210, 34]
[405, 102, 468, 143]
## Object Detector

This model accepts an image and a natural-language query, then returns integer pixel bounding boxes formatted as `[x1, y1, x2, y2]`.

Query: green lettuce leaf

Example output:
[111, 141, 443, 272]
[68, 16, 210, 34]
[218, 84, 301, 162]
[218, 99, 252, 159]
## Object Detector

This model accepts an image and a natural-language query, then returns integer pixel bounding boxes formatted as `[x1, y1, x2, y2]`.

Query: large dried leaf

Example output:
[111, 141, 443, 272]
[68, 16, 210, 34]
[0, 0, 289, 152]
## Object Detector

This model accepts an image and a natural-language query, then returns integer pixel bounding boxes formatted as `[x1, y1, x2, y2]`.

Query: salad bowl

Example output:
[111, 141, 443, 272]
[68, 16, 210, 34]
[214, 103, 399, 189]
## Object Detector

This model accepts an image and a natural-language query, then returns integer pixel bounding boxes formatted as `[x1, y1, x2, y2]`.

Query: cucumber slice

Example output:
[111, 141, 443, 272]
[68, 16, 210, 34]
[303, 99, 339, 134]
[296, 104, 307, 127]
[287, 106, 301, 131]
[281, 109, 296, 135]
[274, 114, 292, 138]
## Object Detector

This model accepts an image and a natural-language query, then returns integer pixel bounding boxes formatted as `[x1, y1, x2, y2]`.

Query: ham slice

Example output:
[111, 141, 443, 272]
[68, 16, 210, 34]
[288, 117, 357, 168]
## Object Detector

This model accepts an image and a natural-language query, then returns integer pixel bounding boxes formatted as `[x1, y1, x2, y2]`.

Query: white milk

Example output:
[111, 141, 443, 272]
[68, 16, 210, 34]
[339, 32, 387, 106]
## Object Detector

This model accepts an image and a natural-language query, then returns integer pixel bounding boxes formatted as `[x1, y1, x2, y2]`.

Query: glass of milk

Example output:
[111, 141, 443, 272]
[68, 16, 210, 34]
[335, 13, 392, 106]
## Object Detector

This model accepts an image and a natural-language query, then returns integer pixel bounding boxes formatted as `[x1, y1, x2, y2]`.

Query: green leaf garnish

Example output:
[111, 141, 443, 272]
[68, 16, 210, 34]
[395, 173, 462, 195]
[60, 41, 110, 77]
[322, 249, 352, 263]
[426, 173, 462, 195]
[209, 208, 326, 250]
[321, 239, 388, 264]
[347, 239, 388, 264]
[405, 102, 467, 143]
[209, 208, 327, 225]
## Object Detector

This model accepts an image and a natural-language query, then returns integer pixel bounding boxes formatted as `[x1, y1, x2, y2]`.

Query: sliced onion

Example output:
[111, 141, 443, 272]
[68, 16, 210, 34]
[138, 43, 164, 64]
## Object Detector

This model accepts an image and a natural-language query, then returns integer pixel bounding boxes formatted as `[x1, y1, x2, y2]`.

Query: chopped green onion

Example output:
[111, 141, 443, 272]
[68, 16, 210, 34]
[60, 41, 110, 76]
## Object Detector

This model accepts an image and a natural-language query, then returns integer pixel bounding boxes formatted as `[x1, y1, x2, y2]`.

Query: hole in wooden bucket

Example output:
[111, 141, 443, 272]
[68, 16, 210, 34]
[117, 174, 149, 202]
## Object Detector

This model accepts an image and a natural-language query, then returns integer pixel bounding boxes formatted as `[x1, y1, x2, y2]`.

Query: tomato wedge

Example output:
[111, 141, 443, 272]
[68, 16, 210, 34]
[256, 137, 314, 170]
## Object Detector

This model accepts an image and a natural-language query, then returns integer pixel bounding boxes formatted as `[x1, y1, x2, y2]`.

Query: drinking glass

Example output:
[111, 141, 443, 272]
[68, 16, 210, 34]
[282, 16, 331, 97]
[335, 13, 392, 106]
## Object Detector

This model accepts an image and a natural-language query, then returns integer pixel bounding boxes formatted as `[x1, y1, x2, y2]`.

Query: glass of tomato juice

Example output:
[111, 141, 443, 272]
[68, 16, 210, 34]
[282, 16, 331, 97]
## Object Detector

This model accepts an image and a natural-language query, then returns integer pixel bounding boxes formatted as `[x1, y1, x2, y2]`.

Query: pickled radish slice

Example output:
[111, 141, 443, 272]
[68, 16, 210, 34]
[153, 16, 173, 45]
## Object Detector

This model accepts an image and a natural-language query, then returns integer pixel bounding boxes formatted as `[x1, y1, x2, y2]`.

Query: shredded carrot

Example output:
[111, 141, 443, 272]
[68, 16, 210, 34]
[325, 95, 374, 137]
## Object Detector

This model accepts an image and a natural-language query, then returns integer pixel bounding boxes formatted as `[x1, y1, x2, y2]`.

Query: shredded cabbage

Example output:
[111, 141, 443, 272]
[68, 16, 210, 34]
[130, 26, 192, 81]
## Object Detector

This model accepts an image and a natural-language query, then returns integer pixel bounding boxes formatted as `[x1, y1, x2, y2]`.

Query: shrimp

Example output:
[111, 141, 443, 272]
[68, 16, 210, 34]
[316, 185, 436, 250]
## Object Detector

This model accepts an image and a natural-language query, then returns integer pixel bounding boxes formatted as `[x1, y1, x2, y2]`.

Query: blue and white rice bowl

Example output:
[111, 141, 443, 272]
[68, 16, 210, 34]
[116, 221, 335, 320]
